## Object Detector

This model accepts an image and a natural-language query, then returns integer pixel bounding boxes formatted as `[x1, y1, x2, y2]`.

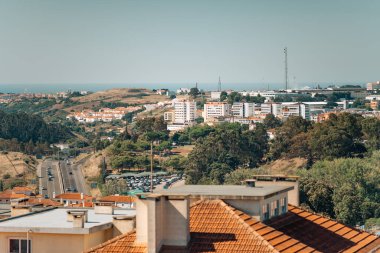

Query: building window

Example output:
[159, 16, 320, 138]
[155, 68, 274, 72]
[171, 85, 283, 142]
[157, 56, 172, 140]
[262, 204, 270, 220]
[280, 197, 287, 214]
[9, 239, 31, 253]
[274, 200, 280, 216]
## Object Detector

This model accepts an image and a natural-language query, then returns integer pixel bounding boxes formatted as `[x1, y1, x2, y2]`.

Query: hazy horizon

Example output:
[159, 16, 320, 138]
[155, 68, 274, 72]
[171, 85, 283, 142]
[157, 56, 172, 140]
[0, 81, 365, 94]
[0, 0, 379, 87]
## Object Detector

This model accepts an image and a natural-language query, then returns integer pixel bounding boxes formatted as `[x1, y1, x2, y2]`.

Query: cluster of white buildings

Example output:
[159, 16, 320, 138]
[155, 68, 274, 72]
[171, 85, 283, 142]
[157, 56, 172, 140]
[204, 101, 349, 123]
[163, 100, 351, 131]
[66, 107, 141, 123]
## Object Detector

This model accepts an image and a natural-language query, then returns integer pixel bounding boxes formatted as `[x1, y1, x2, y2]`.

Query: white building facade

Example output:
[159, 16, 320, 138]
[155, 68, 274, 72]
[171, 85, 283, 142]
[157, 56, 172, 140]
[203, 102, 231, 122]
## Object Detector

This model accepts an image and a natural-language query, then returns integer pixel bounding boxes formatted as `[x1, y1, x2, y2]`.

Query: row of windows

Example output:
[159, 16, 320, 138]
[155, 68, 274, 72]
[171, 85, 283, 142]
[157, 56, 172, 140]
[262, 197, 287, 220]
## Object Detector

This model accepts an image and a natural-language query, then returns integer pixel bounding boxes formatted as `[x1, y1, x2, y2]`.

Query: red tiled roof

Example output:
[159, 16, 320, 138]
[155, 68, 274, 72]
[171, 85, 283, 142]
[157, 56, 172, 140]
[98, 195, 135, 203]
[69, 202, 94, 208]
[54, 193, 93, 201]
[12, 186, 33, 192]
[0, 192, 29, 200]
[188, 199, 277, 253]
[27, 198, 62, 207]
[84, 201, 380, 253]
[85, 231, 146, 253]
[265, 205, 380, 253]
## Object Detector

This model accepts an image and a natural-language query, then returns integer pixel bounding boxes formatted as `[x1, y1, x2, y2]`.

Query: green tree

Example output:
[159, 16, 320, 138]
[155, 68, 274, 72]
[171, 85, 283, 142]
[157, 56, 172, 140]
[263, 114, 282, 129]
[361, 117, 380, 152]
[189, 87, 199, 98]
[298, 154, 380, 226]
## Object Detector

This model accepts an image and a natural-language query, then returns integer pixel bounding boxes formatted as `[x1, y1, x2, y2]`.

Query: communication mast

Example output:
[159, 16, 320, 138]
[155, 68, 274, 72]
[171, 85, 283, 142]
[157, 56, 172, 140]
[218, 76, 222, 92]
[284, 47, 288, 90]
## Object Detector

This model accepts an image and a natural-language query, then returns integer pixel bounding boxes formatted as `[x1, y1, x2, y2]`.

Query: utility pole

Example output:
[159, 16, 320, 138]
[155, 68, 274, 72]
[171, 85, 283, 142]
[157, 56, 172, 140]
[284, 47, 288, 90]
[150, 141, 154, 193]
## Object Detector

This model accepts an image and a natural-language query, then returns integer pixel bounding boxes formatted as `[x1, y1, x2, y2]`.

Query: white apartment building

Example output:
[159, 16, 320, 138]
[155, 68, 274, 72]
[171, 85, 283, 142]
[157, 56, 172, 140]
[173, 100, 196, 124]
[231, 103, 256, 117]
[203, 102, 231, 122]
[281, 103, 310, 120]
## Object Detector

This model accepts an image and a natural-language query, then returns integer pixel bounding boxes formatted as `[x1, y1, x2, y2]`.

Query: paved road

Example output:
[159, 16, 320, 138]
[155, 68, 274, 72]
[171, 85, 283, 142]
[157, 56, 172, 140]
[38, 158, 89, 197]
[60, 159, 89, 195]
[38, 159, 63, 198]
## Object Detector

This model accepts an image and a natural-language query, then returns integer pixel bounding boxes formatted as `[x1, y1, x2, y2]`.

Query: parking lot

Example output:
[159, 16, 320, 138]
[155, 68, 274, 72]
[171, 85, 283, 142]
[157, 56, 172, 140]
[106, 172, 183, 193]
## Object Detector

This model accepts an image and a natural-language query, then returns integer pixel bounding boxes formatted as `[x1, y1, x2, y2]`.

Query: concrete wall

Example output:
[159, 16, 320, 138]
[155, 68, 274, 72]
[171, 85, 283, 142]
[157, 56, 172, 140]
[136, 198, 148, 244]
[136, 196, 190, 253]
[255, 180, 299, 206]
[163, 199, 189, 247]
[224, 192, 288, 221]
[84, 228, 113, 251]
[0, 229, 112, 253]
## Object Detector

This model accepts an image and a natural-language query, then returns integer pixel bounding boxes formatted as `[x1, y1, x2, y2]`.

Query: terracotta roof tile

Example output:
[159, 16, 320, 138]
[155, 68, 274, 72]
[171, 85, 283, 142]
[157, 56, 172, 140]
[98, 195, 136, 203]
[265, 204, 380, 252]
[85, 231, 146, 253]
[27, 198, 62, 207]
[85, 201, 380, 253]
[12, 186, 33, 192]
[54, 193, 93, 200]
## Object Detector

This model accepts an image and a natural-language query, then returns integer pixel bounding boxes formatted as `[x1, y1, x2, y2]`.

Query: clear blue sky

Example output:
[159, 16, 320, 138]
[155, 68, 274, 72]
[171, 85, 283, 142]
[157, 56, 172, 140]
[0, 0, 379, 87]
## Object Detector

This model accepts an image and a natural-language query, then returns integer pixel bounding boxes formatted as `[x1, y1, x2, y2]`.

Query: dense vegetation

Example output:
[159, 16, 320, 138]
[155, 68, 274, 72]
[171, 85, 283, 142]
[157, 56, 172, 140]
[269, 113, 380, 164]
[298, 153, 380, 226]
[106, 116, 169, 171]
[220, 91, 265, 104]
[185, 123, 268, 184]
[0, 110, 72, 144]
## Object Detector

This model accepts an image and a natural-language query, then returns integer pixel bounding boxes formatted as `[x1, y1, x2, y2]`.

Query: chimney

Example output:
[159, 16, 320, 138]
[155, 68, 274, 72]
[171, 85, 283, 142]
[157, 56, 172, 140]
[11, 205, 32, 217]
[72, 211, 86, 228]
[67, 210, 88, 222]
[53, 192, 56, 199]
[136, 194, 190, 253]
[94, 202, 114, 215]
[113, 215, 136, 237]
[80, 193, 84, 200]
[244, 179, 257, 187]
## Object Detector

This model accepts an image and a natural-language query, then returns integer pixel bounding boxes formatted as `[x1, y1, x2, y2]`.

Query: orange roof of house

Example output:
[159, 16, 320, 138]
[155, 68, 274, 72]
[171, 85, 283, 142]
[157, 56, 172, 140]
[12, 187, 32, 193]
[54, 193, 93, 200]
[12, 186, 33, 192]
[98, 195, 135, 203]
[188, 199, 277, 253]
[84, 200, 380, 253]
[69, 202, 94, 208]
[0, 192, 29, 200]
[86, 231, 146, 253]
[27, 198, 62, 207]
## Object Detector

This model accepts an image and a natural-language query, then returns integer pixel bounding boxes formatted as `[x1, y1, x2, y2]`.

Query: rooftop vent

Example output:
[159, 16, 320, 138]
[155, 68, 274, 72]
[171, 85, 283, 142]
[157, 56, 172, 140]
[94, 202, 114, 215]
[244, 179, 257, 188]
[113, 215, 136, 237]
[67, 210, 88, 223]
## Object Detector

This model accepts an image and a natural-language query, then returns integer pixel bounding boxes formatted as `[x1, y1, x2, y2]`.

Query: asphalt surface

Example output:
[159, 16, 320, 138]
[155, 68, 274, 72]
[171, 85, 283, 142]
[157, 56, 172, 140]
[39, 158, 89, 197]
[60, 159, 89, 195]
[38, 159, 63, 198]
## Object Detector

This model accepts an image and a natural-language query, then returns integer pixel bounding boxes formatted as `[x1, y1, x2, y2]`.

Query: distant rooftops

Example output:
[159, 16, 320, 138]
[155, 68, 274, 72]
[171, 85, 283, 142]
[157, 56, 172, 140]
[154, 184, 293, 200]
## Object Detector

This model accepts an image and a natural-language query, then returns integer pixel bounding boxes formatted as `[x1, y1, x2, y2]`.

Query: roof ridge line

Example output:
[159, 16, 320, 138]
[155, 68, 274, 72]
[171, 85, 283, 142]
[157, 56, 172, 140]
[289, 204, 379, 236]
[84, 230, 138, 253]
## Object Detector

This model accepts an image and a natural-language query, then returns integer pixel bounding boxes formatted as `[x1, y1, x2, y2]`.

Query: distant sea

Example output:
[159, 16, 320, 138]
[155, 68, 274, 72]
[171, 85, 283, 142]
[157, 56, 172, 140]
[0, 82, 364, 93]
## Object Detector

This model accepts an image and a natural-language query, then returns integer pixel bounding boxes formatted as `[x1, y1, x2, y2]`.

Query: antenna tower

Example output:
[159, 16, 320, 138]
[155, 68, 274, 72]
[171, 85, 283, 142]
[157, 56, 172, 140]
[218, 76, 222, 91]
[284, 47, 288, 90]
